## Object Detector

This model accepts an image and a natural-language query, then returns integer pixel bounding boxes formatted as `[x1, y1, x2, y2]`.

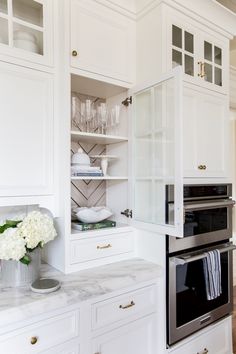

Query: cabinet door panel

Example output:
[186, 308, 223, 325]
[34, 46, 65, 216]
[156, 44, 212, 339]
[70, 0, 135, 84]
[92, 315, 156, 354]
[132, 68, 183, 237]
[41, 339, 80, 354]
[197, 93, 227, 177]
[0, 62, 53, 196]
[183, 85, 228, 178]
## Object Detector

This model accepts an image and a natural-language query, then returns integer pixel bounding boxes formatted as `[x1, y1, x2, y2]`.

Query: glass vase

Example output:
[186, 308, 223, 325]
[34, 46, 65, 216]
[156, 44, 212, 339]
[0, 248, 41, 287]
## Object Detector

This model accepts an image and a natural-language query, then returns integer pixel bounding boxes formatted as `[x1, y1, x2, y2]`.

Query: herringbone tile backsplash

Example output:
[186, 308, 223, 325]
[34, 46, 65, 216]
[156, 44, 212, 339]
[71, 92, 106, 209]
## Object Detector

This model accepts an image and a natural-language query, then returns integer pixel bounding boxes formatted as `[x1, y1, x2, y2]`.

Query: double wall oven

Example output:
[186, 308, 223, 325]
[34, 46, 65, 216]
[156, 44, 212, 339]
[166, 184, 235, 346]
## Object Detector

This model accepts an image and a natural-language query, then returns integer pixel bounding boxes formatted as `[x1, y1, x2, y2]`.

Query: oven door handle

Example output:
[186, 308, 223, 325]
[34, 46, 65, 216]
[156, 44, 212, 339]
[171, 244, 236, 265]
[184, 199, 235, 211]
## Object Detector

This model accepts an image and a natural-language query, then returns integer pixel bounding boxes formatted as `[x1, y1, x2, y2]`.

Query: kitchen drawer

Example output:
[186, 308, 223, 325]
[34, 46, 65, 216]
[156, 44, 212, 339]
[168, 317, 232, 354]
[41, 338, 80, 354]
[92, 285, 156, 330]
[70, 232, 134, 264]
[0, 310, 79, 354]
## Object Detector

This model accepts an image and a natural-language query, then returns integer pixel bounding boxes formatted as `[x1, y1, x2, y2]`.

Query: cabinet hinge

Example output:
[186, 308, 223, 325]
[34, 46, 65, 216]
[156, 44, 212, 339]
[120, 209, 133, 218]
[122, 96, 132, 107]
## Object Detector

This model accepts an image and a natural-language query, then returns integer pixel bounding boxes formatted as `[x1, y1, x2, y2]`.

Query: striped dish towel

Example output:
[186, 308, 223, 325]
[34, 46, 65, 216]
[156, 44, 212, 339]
[203, 250, 222, 301]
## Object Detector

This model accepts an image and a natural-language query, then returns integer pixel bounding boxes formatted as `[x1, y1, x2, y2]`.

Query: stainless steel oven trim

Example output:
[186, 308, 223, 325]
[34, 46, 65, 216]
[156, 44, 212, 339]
[184, 199, 235, 211]
[168, 203, 233, 253]
[172, 244, 236, 265]
[167, 184, 232, 202]
[168, 244, 234, 346]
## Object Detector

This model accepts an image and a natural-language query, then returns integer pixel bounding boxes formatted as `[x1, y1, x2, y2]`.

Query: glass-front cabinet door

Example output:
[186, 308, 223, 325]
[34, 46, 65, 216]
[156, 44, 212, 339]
[0, 0, 53, 66]
[172, 24, 195, 77]
[131, 67, 183, 237]
[169, 22, 227, 93]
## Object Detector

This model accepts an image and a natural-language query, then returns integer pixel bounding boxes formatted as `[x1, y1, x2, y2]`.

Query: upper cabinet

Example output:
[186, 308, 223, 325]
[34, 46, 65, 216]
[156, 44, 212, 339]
[0, 0, 53, 67]
[137, 3, 230, 95]
[168, 16, 228, 94]
[183, 84, 228, 178]
[70, 0, 135, 85]
[0, 61, 54, 197]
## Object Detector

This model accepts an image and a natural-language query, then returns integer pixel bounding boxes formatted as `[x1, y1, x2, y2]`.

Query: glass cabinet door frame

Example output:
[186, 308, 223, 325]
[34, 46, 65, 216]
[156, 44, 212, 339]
[129, 67, 184, 237]
[198, 31, 228, 92]
[0, 0, 53, 66]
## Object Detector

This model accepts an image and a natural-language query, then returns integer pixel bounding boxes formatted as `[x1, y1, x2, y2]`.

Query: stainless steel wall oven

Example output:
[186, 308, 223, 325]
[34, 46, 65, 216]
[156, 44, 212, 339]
[166, 184, 235, 346]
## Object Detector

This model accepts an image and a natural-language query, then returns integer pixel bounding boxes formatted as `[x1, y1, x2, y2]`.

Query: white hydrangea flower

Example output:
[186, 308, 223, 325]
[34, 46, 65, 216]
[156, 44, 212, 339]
[17, 211, 57, 249]
[0, 228, 26, 261]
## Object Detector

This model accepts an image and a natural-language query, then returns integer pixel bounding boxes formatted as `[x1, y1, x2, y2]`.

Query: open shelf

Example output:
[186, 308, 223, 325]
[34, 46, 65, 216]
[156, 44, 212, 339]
[71, 131, 128, 145]
[71, 176, 128, 180]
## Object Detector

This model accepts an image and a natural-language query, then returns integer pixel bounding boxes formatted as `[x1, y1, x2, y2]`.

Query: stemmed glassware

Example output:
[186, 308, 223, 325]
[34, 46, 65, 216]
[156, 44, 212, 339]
[71, 94, 121, 136]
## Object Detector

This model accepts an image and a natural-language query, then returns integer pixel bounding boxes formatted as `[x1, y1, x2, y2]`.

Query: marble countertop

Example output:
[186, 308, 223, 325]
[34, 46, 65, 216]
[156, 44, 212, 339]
[0, 258, 163, 329]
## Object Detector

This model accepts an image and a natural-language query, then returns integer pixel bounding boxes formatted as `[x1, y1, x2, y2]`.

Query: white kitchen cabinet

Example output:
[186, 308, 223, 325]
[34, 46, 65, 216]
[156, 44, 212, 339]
[0, 309, 79, 354]
[41, 339, 80, 354]
[183, 84, 228, 178]
[0, 0, 53, 67]
[230, 66, 236, 109]
[92, 315, 156, 354]
[70, 0, 135, 85]
[137, 2, 230, 95]
[0, 61, 53, 197]
[168, 316, 232, 354]
[167, 10, 228, 93]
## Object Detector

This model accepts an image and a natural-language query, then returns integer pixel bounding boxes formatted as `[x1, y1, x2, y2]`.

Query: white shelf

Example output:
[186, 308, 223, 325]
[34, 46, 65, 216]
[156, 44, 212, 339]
[70, 223, 132, 239]
[71, 176, 128, 180]
[71, 131, 128, 145]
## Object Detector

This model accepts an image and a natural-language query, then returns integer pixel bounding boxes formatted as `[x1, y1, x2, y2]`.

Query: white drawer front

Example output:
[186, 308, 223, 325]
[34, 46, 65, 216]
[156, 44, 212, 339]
[0, 310, 79, 354]
[41, 339, 80, 354]
[70, 232, 134, 264]
[92, 285, 156, 330]
[169, 317, 232, 354]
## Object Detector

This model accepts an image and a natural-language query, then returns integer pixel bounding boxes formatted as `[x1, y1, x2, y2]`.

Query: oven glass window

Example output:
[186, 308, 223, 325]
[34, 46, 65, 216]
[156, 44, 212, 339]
[184, 207, 227, 237]
[176, 252, 229, 327]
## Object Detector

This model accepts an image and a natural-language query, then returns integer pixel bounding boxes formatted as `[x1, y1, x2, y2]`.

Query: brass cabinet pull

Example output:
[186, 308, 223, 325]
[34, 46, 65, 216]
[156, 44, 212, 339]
[30, 336, 38, 345]
[201, 63, 206, 78]
[198, 61, 203, 77]
[197, 348, 209, 354]
[97, 243, 112, 250]
[119, 300, 135, 309]
[72, 50, 78, 57]
[198, 61, 206, 78]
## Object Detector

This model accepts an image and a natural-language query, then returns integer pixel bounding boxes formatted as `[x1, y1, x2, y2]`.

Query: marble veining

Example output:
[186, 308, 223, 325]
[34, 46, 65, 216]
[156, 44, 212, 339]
[0, 258, 163, 329]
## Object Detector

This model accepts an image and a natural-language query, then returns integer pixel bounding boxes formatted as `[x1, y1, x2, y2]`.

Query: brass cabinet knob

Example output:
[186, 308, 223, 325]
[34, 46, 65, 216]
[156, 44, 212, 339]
[198, 165, 207, 170]
[72, 50, 78, 57]
[30, 336, 38, 345]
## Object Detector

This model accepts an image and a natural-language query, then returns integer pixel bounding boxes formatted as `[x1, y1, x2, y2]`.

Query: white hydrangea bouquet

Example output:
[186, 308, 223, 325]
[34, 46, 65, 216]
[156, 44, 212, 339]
[0, 211, 57, 265]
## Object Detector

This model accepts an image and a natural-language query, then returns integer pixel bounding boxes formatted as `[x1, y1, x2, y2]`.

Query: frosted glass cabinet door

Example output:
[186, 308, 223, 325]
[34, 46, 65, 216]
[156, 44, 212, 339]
[132, 68, 183, 237]
[0, 61, 53, 197]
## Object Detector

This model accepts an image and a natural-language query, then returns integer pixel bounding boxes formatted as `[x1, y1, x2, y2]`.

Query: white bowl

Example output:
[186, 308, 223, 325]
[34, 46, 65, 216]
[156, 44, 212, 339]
[74, 207, 113, 223]
[14, 30, 37, 42]
[14, 39, 39, 53]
